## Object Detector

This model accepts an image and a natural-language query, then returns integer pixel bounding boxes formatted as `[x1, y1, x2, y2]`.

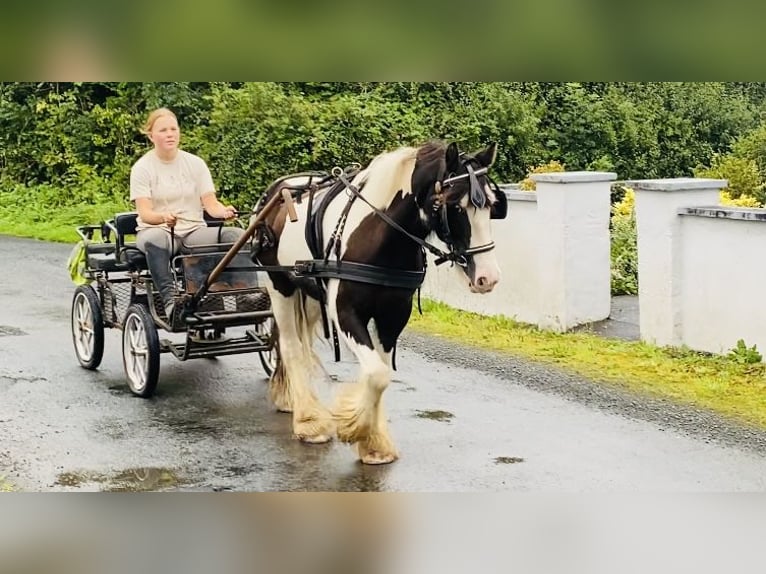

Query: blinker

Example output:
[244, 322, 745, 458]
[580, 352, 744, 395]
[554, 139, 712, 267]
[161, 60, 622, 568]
[466, 164, 487, 209]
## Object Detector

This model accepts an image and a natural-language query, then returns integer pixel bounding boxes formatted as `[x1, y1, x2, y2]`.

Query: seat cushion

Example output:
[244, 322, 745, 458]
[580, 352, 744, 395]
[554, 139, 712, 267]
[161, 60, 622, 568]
[118, 245, 148, 270]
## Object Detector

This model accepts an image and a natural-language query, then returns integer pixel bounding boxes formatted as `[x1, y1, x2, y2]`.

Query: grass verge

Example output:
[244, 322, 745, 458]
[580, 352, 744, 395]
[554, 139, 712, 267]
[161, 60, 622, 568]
[409, 299, 766, 429]
[0, 201, 128, 243]
[0, 476, 16, 492]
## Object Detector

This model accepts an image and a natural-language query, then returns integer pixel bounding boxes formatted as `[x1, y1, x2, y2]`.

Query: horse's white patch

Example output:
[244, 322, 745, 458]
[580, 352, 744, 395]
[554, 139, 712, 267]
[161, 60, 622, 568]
[322, 147, 418, 259]
[464, 185, 500, 292]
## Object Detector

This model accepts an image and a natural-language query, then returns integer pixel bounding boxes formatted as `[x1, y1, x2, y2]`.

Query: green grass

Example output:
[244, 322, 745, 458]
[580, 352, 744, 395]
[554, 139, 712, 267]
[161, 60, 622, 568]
[409, 299, 766, 429]
[0, 201, 129, 243]
[0, 477, 16, 492]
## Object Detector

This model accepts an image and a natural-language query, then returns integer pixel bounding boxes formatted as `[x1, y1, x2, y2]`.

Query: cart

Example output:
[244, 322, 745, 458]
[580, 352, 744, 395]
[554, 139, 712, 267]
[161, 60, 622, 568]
[70, 211, 278, 398]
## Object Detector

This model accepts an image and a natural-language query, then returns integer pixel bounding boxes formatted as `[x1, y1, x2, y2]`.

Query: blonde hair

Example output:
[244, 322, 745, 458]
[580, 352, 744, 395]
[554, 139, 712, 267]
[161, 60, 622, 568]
[141, 108, 177, 136]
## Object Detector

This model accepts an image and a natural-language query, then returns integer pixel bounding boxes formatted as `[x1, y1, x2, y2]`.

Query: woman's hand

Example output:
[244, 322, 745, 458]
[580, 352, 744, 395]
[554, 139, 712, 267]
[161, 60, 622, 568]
[162, 212, 177, 227]
[220, 205, 238, 220]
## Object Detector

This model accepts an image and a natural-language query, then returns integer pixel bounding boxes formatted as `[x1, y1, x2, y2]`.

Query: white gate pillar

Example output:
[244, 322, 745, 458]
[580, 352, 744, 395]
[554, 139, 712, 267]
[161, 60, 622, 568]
[628, 178, 726, 347]
[532, 171, 615, 332]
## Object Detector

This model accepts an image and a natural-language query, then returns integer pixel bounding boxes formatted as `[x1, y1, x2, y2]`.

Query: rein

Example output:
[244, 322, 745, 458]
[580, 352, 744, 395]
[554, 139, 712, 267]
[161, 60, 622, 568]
[333, 168, 493, 268]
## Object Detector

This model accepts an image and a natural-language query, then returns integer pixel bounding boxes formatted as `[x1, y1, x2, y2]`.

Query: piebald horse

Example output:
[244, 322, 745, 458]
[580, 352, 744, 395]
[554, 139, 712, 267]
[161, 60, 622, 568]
[251, 140, 506, 464]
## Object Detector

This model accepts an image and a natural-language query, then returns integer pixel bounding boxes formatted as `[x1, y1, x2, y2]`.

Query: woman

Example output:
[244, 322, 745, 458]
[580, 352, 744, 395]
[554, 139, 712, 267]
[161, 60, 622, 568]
[130, 107, 243, 320]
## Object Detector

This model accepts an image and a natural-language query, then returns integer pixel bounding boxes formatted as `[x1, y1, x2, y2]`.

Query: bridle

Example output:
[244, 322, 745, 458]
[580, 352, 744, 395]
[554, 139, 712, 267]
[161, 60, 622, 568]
[332, 156, 505, 269]
[430, 161, 505, 267]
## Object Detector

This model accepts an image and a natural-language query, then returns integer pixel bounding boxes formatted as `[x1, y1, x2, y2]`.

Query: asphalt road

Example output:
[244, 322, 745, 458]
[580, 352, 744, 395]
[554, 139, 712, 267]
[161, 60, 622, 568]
[3, 234, 766, 491]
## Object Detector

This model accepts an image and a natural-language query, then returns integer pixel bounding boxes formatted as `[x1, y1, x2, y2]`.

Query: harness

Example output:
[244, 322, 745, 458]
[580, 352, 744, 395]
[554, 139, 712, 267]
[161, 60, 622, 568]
[252, 157, 507, 362]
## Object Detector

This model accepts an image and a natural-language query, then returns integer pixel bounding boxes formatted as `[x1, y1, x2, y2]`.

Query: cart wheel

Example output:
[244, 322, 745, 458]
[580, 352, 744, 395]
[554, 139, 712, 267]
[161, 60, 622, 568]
[122, 303, 160, 398]
[71, 285, 105, 370]
[256, 316, 279, 377]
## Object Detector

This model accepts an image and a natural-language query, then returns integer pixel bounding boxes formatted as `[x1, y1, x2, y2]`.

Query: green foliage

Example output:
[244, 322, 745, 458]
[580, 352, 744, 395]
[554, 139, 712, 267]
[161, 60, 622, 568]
[610, 189, 638, 296]
[2, 81, 766, 220]
[730, 123, 766, 189]
[694, 154, 765, 205]
[528, 82, 758, 180]
[518, 160, 565, 191]
[0, 476, 15, 492]
[0, 181, 130, 242]
[196, 82, 541, 209]
[728, 339, 763, 365]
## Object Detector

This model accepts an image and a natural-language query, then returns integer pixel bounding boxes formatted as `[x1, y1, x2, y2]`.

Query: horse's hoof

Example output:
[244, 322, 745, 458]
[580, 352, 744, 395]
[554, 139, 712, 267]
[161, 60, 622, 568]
[360, 451, 397, 465]
[298, 434, 332, 444]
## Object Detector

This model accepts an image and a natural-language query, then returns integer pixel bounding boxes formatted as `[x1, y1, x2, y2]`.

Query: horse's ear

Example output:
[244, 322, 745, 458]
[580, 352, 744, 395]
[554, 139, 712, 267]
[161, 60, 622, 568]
[445, 142, 460, 173]
[475, 142, 498, 167]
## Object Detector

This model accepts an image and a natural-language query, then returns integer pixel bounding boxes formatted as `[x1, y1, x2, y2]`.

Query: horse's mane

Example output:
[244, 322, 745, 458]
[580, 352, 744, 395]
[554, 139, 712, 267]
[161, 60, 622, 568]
[354, 140, 447, 210]
[415, 140, 448, 169]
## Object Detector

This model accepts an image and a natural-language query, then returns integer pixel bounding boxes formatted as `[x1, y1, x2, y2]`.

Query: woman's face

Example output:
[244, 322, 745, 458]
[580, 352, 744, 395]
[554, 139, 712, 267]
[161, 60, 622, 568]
[149, 115, 180, 155]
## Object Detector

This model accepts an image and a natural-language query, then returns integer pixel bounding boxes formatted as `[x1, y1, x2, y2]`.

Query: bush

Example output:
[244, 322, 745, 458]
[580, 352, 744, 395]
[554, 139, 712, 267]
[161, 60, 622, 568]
[518, 160, 565, 191]
[694, 154, 765, 205]
[610, 188, 638, 295]
[196, 83, 542, 209]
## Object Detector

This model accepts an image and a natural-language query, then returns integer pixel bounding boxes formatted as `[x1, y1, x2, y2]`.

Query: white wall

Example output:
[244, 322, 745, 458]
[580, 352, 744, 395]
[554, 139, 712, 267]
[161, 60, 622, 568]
[631, 178, 766, 360]
[631, 178, 724, 347]
[679, 208, 766, 356]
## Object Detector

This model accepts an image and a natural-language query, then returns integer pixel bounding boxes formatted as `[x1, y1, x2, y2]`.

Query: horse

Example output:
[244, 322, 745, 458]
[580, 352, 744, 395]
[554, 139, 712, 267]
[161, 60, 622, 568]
[250, 140, 507, 464]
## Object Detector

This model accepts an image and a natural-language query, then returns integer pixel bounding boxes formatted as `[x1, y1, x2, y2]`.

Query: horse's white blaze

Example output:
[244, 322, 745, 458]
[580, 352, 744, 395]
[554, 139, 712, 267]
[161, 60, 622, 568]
[465, 186, 500, 293]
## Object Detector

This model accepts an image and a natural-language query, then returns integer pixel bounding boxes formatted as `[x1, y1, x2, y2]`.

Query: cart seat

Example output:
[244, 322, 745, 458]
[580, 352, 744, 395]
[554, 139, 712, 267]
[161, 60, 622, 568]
[113, 212, 149, 271]
[84, 243, 129, 272]
[112, 212, 229, 272]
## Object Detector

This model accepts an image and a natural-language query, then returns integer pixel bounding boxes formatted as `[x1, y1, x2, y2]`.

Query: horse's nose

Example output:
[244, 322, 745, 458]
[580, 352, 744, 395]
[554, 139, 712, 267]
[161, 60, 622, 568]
[474, 275, 498, 293]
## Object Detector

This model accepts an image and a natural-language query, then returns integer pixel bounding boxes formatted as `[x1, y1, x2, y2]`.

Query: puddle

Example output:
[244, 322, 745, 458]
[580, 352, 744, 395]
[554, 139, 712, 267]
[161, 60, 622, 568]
[415, 409, 454, 422]
[55, 467, 184, 491]
[494, 456, 525, 464]
[0, 325, 27, 337]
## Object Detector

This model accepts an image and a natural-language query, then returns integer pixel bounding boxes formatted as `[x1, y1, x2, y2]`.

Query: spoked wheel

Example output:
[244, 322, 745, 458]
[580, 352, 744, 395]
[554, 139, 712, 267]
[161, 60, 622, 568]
[122, 303, 160, 398]
[71, 285, 105, 370]
[256, 316, 279, 377]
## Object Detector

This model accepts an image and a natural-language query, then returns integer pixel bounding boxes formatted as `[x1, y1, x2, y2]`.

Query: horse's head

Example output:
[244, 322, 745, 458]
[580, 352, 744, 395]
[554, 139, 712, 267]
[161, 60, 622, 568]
[415, 141, 506, 294]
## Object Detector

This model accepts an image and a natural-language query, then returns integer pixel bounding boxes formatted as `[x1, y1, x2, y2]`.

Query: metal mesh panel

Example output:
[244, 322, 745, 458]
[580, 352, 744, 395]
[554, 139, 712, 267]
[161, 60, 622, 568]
[99, 281, 135, 325]
[189, 288, 271, 318]
[233, 289, 271, 313]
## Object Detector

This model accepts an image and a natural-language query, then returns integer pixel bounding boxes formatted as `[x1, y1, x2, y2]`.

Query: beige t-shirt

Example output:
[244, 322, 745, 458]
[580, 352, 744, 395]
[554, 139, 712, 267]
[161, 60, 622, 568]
[130, 149, 216, 234]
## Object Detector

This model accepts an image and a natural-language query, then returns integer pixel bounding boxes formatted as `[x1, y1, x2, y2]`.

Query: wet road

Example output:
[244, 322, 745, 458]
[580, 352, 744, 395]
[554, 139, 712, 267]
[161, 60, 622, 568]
[3, 234, 766, 491]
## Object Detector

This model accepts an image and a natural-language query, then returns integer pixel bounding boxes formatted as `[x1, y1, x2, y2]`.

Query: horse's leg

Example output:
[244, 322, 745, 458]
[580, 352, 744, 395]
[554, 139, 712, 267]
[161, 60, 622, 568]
[268, 288, 333, 443]
[355, 321, 401, 464]
[333, 310, 398, 465]
[268, 348, 290, 413]
[268, 295, 322, 414]
[350, 295, 413, 464]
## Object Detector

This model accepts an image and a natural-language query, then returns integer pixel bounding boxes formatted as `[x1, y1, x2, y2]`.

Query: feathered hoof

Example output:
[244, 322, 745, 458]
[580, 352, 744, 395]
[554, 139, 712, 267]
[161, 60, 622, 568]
[359, 449, 398, 465]
[294, 416, 334, 444]
[297, 433, 333, 444]
[358, 439, 398, 465]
